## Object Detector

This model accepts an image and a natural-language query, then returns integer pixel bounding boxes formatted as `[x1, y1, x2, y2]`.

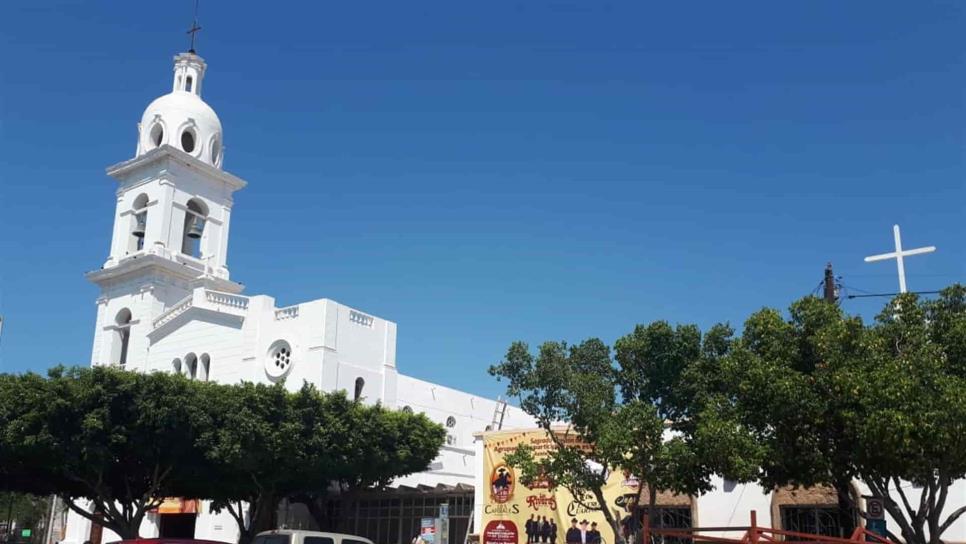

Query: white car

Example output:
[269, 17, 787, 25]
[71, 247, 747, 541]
[254, 530, 374, 544]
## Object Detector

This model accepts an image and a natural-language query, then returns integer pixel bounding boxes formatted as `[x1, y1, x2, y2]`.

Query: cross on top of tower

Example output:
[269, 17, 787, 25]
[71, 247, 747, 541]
[186, 0, 202, 53]
[863, 224, 936, 294]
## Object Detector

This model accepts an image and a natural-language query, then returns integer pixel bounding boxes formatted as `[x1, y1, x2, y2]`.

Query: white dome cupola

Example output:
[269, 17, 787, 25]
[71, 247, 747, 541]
[137, 52, 224, 168]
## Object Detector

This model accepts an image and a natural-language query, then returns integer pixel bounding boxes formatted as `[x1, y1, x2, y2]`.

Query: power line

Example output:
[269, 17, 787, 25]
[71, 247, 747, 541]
[846, 290, 940, 299]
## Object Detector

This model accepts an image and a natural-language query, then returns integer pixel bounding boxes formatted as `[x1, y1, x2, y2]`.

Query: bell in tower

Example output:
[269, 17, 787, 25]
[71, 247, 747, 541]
[132, 212, 147, 238]
[186, 215, 205, 239]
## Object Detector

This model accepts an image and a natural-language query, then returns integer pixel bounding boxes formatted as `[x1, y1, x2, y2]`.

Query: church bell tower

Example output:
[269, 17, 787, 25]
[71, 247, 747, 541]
[86, 50, 247, 370]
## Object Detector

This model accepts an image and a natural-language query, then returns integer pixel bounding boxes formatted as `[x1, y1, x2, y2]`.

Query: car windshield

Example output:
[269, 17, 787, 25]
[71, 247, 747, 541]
[254, 535, 291, 544]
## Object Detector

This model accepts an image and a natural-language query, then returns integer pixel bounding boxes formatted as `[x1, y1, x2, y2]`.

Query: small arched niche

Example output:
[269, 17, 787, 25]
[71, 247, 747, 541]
[148, 122, 164, 149]
[353, 377, 365, 401]
[208, 134, 223, 168]
[200, 353, 210, 382]
[112, 308, 132, 367]
[184, 353, 198, 380]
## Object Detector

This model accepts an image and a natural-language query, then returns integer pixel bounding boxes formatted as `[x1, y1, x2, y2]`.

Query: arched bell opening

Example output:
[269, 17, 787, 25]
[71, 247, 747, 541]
[181, 198, 208, 258]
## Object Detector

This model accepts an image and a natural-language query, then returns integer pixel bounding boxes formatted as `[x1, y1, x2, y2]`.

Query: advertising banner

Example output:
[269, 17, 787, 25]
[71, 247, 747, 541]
[421, 517, 436, 544]
[151, 498, 200, 514]
[482, 429, 642, 544]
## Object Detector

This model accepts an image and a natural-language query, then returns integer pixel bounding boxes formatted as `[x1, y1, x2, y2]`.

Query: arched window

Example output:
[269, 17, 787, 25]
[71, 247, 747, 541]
[353, 377, 365, 401]
[181, 198, 208, 258]
[200, 353, 210, 382]
[129, 193, 149, 252]
[185, 76, 193, 93]
[112, 309, 132, 367]
[185, 353, 198, 380]
[172, 358, 182, 374]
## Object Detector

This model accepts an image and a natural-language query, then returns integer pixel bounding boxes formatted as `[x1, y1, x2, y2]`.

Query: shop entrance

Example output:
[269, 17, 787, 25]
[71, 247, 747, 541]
[159, 513, 197, 538]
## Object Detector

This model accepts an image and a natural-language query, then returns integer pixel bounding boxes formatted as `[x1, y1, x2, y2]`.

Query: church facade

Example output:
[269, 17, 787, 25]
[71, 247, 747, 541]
[63, 49, 533, 544]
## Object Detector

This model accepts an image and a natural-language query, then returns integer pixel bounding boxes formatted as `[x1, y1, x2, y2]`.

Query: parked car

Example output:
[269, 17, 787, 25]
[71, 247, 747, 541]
[106, 539, 229, 544]
[254, 530, 374, 544]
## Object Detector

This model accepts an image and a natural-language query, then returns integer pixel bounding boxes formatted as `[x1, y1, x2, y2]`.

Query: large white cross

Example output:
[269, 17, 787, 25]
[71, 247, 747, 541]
[864, 224, 936, 293]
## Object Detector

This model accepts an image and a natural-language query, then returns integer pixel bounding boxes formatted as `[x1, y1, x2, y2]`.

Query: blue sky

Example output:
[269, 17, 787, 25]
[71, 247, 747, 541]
[0, 2, 963, 398]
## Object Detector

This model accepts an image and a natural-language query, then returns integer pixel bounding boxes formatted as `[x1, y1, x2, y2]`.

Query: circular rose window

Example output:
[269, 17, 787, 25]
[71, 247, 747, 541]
[265, 340, 293, 380]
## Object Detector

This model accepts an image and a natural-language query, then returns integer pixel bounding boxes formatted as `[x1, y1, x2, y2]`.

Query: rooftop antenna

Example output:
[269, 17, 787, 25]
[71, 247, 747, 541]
[186, 0, 202, 53]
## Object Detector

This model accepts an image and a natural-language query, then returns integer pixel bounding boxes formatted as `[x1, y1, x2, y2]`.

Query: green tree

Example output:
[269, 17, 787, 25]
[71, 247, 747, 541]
[715, 286, 966, 544]
[490, 337, 735, 544]
[291, 401, 446, 532]
[613, 322, 764, 520]
[198, 382, 445, 544]
[0, 367, 208, 539]
[197, 381, 325, 544]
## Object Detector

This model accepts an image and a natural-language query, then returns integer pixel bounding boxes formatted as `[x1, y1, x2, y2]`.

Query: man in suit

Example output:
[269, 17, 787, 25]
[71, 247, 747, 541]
[588, 522, 602, 544]
[566, 518, 582, 544]
[548, 519, 558, 544]
[526, 514, 536, 543]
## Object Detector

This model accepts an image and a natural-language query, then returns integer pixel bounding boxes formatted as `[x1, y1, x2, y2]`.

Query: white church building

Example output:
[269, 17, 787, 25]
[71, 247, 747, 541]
[63, 49, 533, 544]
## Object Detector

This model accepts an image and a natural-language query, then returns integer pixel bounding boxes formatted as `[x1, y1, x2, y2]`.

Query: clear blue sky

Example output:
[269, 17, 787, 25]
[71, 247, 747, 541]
[1, 2, 963, 398]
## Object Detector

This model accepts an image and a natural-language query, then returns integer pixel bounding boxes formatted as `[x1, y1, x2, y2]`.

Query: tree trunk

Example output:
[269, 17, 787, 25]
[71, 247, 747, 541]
[65, 499, 143, 540]
[646, 487, 657, 544]
[833, 479, 856, 534]
[627, 482, 646, 544]
[236, 493, 278, 544]
[590, 488, 625, 544]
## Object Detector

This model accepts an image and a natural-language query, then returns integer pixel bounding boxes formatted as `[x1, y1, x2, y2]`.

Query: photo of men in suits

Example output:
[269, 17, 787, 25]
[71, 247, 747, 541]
[565, 518, 582, 544]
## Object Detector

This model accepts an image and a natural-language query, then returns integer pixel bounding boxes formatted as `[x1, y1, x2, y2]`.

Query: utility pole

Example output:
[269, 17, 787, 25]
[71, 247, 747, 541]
[823, 262, 838, 304]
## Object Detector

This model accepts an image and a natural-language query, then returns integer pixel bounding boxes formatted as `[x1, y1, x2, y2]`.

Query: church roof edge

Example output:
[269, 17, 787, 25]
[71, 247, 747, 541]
[106, 145, 247, 191]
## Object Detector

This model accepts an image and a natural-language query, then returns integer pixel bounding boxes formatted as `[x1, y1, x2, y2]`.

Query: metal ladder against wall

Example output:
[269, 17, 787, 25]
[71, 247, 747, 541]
[490, 397, 507, 431]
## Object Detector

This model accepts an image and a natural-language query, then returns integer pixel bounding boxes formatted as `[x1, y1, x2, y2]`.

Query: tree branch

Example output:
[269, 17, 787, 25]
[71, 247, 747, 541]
[867, 476, 916, 544]
[891, 477, 918, 525]
[938, 505, 966, 537]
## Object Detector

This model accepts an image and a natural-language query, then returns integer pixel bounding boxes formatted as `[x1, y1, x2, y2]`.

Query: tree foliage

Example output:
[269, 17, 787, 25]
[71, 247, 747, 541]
[289, 396, 446, 533]
[491, 284, 966, 544]
[490, 332, 745, 544]
[0, 367, 207, 539]
[0, 367, 445, 543]
[199, 381, 445, 544]
[714, 287, 966, 544]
